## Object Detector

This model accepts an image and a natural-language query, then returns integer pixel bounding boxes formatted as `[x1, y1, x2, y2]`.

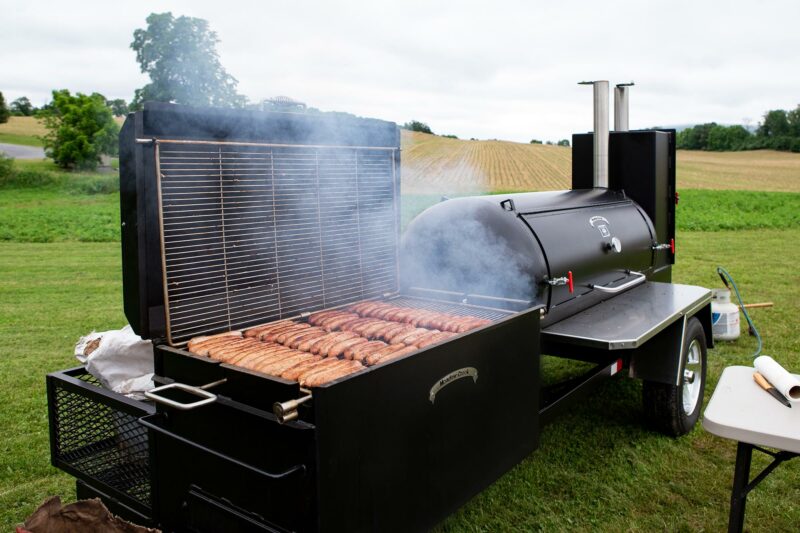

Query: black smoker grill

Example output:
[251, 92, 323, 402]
[47, 82, 713, 532]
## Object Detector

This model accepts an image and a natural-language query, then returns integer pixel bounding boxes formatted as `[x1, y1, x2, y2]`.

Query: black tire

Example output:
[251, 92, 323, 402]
[642, 317, 707, 437]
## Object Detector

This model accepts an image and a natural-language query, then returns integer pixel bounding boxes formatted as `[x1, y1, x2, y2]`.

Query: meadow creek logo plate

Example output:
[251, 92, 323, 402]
[429, 367, 479, 404]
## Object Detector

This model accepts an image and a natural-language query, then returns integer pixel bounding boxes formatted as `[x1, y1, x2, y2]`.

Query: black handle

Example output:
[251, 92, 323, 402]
[139, 414, 306, 480]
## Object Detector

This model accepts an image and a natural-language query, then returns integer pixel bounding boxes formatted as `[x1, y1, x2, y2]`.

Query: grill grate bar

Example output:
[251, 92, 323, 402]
[158, 141, 399, 345]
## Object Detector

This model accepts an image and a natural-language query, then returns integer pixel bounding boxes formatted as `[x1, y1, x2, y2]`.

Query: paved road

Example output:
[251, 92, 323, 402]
[0, 143, 45, 159]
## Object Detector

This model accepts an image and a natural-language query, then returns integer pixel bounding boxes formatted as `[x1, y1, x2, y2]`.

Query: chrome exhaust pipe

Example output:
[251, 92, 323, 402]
[579, 80, 609, 188]
[273, 393, 313, 424]
[614, 82, 634, 132]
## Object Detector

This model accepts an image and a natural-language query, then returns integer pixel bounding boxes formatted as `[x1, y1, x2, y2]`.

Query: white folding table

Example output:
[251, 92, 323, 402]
[703, 365, 800, 533]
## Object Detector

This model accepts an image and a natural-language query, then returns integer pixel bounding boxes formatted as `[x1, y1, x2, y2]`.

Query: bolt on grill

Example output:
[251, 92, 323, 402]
[156, 140, 400, 344]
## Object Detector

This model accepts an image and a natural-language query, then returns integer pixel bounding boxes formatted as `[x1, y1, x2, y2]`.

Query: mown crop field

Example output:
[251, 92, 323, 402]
[0, 116, 47, 147]
[1, 146, 799, 530]
[401, 130, 800, 194]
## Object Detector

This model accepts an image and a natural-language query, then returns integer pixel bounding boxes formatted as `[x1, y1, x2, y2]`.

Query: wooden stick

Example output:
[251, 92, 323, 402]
[742, 302, 774, 309]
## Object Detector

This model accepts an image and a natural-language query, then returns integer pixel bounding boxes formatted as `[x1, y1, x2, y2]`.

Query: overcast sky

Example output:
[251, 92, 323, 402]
[2, 0, 799, 142]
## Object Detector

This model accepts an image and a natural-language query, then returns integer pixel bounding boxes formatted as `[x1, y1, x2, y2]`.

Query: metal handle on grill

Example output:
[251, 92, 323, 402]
[588, 271, 646, 294]
[139, 414, 307, 480]
[144, 381, 221, 410]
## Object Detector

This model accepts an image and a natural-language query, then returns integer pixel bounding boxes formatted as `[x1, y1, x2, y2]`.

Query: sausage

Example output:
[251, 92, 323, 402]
[273, 324, 314, 344]
[187, 332, 244, 354]
[373, 345, 418, 365]
[262, 323, 309, 342]
[243, 321, 292, 338]
[374, 324, 410, 342]
[320, 314, 361, 331]
[409, 330, 444, 348]
[388, 327, 429, 345]
[304, 361, 365, 387]
[340, 318, 380, 334]
[348, 341, 388, 362]
[415, 331, 458, 348]
[279, 357, 325, 380]
[328, 337, 368, 358]
[364, 344, 407, 366]
[205, 339, 259, 360]
[314, 332, 359, 356]
[187, 331, 242, 352]
[298, 332, 337, 353]
[238, 349, 295, 371]
[308, 310, 350, 325]
[226, 343, 279, 364]
[257, 352, 317, 376]
[285, 328, 326, 348]
[300, 360, 359, 386]
[315, 331, 361, 357]
[296, 359, 350, 384]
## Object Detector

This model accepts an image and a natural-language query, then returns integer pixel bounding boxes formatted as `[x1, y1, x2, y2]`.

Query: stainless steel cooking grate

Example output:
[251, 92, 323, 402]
[156, 140, 399, 344]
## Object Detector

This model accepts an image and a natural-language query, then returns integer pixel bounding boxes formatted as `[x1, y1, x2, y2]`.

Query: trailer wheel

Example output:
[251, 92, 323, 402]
[642, 317, 707, 437]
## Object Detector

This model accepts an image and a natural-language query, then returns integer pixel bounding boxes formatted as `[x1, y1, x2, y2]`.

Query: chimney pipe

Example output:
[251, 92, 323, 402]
[614, 82, 634, 131]
[579, 80, 609, 188]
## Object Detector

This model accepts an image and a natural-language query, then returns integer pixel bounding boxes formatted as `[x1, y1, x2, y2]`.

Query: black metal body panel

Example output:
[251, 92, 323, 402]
[572, 130, 676, 280]
[146, 308, 540, 532]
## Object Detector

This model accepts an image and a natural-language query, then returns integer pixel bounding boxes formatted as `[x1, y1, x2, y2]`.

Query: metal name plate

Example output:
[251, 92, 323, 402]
[429, 367, 478, 404]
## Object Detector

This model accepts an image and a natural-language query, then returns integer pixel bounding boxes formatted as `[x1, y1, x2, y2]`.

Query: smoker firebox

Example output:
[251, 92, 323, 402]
[48, 83, 712, 532]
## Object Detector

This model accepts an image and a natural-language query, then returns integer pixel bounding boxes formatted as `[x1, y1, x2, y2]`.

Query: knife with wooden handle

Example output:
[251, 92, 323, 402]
[754, 371, 792, 408]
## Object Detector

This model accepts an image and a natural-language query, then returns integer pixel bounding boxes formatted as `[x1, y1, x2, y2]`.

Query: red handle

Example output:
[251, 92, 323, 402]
[567, 271, 574, 293]
[670, 238, 675, 255]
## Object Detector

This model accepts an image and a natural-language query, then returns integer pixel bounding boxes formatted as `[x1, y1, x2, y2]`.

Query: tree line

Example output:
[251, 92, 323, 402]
[677, 105, 800, 153]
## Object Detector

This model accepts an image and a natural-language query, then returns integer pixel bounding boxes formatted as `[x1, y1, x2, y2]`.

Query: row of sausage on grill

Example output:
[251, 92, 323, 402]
[185, 302, 493, 387]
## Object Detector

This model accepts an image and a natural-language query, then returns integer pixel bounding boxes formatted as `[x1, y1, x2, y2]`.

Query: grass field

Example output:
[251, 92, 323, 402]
[0, 116, 47, 146]
[1, 152, 800, 529]
[1, 232, 798, 530]
[401, 130, 800, 194]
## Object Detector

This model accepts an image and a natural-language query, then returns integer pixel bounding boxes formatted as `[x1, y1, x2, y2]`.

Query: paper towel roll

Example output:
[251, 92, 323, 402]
[754, 355, 800, 402]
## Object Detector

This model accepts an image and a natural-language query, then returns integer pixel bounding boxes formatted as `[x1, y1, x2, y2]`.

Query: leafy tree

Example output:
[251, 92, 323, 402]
[10, 96, 34, 116]
[441, 134, 458, 139]
[529, 139, 542, 144]
[401, 120, 433, 134]
[131, 12, 245, 109]
[42, 90, 120, 170]
[787, 104, 800, 138]
[0, 92, 9, 124]
[706, 125, 751, 151]
[108, 98, 129, 116]
[757, 109, 790, 138]
[557, 139, 570, 147]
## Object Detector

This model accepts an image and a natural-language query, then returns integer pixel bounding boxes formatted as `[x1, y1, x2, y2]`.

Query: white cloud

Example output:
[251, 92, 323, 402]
[1, 0, 798, 141]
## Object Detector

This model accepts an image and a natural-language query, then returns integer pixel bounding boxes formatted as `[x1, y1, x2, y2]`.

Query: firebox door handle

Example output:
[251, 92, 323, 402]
[144, 382, 219, 411]
[588, 271, 646, 294]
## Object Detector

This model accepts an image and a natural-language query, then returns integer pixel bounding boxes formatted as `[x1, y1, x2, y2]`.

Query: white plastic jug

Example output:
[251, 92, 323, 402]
[711, 288, 740, 341]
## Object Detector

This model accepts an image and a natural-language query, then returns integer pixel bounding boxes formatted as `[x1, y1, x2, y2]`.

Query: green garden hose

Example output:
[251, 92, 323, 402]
[716, 266, 762, 358]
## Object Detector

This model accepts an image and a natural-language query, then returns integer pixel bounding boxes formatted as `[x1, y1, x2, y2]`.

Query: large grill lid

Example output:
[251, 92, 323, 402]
[120, 103, 400, 344]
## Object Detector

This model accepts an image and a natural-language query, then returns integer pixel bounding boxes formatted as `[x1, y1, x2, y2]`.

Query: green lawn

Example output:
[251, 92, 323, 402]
[1, 231, 798, 530]
[0, 132, 44, 147]
[1, 160, 799, 530]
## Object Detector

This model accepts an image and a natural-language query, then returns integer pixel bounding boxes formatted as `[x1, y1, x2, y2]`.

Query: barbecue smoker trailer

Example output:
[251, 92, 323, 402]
[46, 82, 713, 532]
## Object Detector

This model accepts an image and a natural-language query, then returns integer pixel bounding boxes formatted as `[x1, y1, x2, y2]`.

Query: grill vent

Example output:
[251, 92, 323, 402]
[157, 141, 399, 344]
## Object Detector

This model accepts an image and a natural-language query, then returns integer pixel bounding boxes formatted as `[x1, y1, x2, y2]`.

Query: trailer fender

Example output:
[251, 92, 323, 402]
[628, 302, 712, 386]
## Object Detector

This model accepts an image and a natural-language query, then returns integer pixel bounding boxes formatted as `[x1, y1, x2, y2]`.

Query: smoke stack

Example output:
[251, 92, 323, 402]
[579, 80, 609, 188]
[614, 82, 634, 131]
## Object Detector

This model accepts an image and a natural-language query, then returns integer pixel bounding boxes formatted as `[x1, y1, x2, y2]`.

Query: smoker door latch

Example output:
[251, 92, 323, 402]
[144, 379, 225, 411]
[545, 271, 574, 293]
[652, 238, 676, 254]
